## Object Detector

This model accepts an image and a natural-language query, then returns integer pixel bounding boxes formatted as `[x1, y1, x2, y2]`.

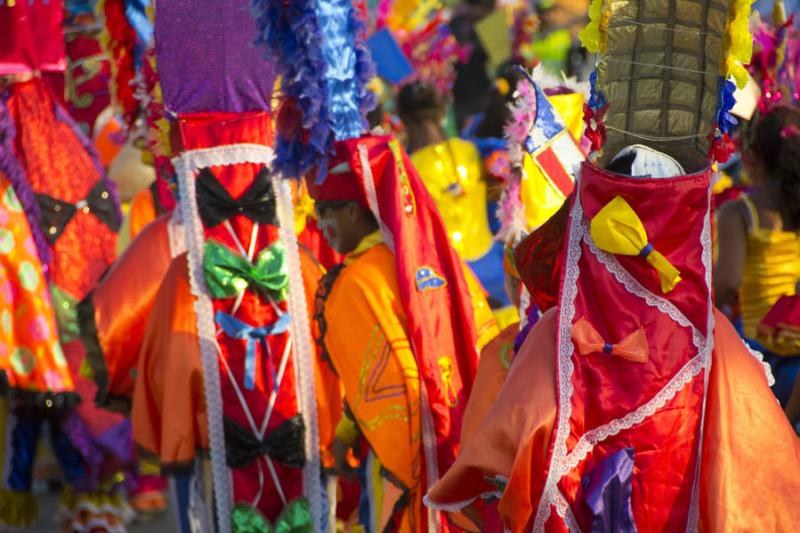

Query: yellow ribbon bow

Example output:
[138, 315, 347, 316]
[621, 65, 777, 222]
[572, 318, 649, 364]
[590, 196, 682, 293]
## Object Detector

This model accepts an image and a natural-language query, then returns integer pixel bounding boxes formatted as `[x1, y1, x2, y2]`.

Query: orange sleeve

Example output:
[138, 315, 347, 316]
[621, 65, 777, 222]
[131, 254, 207, 466]
[84, 214, 173, 407]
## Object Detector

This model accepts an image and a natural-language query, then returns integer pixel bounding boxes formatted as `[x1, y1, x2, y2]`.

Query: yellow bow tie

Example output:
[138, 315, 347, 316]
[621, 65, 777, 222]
[572, 318, 649, 364]
[590, 196, 681, 293]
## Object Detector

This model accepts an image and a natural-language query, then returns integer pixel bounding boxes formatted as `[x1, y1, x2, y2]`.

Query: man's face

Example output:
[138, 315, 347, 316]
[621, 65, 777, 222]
[315, 201, 355, 254]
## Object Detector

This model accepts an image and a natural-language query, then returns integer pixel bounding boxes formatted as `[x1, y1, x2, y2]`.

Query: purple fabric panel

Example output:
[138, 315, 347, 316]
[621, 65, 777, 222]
[155, 0, 276, 113]
[584, 447, 637, 533]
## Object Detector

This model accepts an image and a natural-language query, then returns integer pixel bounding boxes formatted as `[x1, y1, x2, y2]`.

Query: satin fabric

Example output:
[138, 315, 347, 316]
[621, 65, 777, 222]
[459, 324, 517, 448]
[182, 111, 305, 521]
[409, 139, 493, 262]
[320, 235, 497, 532]
[127, 186, 158, 242]
[310, 135, 494, 498]
[86, 213, 174, 407]
[544, 163, 713, 531]
[426, 309, 800, 532]
[0, 1, 66, 75]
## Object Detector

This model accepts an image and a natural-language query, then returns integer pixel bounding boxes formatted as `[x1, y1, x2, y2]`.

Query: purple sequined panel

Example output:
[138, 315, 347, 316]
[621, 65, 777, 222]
[155, 0, 276, 113]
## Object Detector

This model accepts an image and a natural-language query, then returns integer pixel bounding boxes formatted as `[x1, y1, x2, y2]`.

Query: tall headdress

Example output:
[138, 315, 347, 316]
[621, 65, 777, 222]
[527, 0, 755, 530]
[581, 0, 753, 168]
[153, 1, 322, 530]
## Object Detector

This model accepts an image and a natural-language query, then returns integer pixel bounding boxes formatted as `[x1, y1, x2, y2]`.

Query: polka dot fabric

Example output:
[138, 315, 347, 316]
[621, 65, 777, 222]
[0, 177, 72, 393]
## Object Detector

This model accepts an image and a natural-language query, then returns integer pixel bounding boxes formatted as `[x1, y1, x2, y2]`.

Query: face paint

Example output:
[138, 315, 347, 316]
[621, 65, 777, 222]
[317, 212, 343, 253]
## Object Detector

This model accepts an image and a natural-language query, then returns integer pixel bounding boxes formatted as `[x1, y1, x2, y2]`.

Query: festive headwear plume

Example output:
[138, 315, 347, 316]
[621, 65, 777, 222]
[366, 0, 465, 93]
[251, 0, 376, 179]
[748, 2, 800, 111]
[498, 65, 586, 241]
[96, 0, 153, 135]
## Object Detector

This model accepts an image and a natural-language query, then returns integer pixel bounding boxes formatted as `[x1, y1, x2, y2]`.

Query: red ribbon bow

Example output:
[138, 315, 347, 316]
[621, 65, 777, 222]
[572, 318, 649, 364]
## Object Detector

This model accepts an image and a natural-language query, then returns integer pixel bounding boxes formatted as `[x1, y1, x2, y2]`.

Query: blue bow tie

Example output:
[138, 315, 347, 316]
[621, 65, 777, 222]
[215, 311, 292, 390]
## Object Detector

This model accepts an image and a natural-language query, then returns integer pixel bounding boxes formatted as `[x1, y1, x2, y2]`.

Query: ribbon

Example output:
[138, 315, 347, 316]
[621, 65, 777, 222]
[36, 181, 121, 244]
[196, 167, 277, 228]
[572, 318, 649, 364]
[231, 497, 313, 533]
[590, 196, 681, 293]
[223, 415, 306, 470]
[203, 241, 289, 301]
[215, 311, 291, 390]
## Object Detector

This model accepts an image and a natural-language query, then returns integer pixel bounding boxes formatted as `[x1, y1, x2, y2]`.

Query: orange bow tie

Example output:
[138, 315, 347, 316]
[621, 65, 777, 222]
[572, 318, 649, 363]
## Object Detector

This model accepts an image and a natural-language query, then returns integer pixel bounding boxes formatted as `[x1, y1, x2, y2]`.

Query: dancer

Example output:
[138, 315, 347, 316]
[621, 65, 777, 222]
[310, 134, 498, 532]
[426, 1, 800, 531]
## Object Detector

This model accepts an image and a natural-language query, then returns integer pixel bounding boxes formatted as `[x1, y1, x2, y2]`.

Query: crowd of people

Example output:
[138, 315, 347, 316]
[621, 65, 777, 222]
[0, 0, 799, 532]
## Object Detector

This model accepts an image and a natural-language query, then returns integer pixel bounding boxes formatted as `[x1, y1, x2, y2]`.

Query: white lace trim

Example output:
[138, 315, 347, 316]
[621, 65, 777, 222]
[533, 178, 714, 532]
[687, 193, 716, 532]
[274, 176, 323, 531]
[357, 143, 395, 252]
[175, 144, 277, 533]
[554, 489, 582, 533]
[562, 353, 705, 475]
[533, 187, 584, 531]
[172, 144, 275, 173]
[746, 345, 776, 387]
[167, 205, 187, 259]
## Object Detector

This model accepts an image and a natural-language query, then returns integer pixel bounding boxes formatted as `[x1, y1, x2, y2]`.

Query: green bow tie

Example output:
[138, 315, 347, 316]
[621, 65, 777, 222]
[231, 498, 312, 533]
[203, 240, 289, 301]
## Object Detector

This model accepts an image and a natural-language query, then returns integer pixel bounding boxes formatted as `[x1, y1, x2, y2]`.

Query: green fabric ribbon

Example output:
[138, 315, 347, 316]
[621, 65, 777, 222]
[51, 286, 80, 343]
[231, 498, 313, 533]
[203, 240, 289, 301]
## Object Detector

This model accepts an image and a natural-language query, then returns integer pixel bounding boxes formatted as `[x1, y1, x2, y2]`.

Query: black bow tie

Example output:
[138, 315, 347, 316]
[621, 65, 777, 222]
[196, 166, 276, 228]
[224, 414, 306, 470]
[36, 181, 121, 244]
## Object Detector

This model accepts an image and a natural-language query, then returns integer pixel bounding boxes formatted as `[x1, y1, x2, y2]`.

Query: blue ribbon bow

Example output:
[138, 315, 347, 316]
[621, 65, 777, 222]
[215, 311, 292, 390]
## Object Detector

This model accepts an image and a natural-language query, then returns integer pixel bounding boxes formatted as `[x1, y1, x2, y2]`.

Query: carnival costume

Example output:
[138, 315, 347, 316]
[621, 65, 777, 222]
[0, 1, 136, 529]
[107, 1, 376, 530]
[310, 134, 498, 532]
[426, 0, 800, 531]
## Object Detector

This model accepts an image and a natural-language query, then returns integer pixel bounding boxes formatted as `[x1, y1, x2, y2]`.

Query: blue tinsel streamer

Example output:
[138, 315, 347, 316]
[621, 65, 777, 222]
[715, 77, 738, 135]
[252, 0, 375, 179]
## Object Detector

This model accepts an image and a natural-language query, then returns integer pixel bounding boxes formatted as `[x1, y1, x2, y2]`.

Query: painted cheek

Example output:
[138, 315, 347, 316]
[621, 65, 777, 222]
[318, 217, 341, 249]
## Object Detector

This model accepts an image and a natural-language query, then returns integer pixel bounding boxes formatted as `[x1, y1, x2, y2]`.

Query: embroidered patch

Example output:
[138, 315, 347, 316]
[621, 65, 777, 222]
[415, 266, 447, 292]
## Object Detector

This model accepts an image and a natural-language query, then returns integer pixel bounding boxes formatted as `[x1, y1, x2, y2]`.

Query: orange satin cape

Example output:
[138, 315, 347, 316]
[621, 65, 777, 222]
[426, 309, 800, 532]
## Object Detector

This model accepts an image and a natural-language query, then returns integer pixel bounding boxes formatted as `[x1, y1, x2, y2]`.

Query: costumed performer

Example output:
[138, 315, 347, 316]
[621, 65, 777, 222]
[310, 133, 498, 532]
[426, 0, 800, 531]
[716, 7, 800, 405]
[1, 1, 134, 530]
